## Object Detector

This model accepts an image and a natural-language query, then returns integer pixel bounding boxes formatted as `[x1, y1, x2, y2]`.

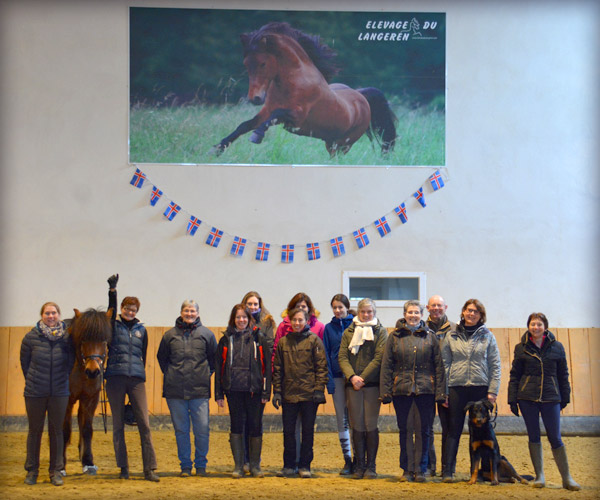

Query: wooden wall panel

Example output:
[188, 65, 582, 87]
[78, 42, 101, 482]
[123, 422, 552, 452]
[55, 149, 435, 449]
[589, 328, 600, 414]
[493, 328, 510, 414]
[0, 328, 10, 414]
[567, 328, 592, 415]
[554, 328, 574, 415]
[6, 327, 29, 415]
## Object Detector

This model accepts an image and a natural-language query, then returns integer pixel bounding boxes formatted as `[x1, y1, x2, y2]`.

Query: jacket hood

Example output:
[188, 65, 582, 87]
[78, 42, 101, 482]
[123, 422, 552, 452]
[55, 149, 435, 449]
[394, 319, 429, 337]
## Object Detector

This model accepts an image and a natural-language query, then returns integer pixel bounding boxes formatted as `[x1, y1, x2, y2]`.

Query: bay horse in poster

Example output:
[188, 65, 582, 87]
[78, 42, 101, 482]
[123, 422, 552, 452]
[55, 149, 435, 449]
[214, 22, 397, 157]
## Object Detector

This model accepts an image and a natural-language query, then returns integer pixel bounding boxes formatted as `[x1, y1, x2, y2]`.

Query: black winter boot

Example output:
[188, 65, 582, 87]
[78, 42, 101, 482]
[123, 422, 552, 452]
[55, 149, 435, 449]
[230, 433, 245, 479]
[352, 431, 366, 479]
[364, 429, 379, 479]
[249, 436, 264, 478]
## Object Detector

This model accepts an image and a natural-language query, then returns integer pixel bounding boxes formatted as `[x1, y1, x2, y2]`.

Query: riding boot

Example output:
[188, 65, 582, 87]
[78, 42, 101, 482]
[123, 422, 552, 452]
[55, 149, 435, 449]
[552, 445, 581, 491]
[248, 436, 264, 478]
[364, 429, 379, 479]
[528, 442, 545, 488]
[230, 433, 245, 479]
[352, 431, 366, 479]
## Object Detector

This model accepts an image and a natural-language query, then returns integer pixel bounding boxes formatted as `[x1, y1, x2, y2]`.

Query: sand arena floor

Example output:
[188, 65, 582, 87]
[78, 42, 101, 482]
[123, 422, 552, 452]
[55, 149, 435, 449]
[0, 431, 598, 499]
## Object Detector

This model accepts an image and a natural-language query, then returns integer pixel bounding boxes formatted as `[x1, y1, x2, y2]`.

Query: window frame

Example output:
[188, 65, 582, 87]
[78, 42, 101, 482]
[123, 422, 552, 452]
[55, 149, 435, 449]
[342, 271, 427, 308]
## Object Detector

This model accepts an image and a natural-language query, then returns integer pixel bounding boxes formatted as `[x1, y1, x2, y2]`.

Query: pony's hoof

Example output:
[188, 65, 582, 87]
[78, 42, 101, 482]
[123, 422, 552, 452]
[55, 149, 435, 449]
[249, 131, 264, 144]
[82, 465, 98, 475]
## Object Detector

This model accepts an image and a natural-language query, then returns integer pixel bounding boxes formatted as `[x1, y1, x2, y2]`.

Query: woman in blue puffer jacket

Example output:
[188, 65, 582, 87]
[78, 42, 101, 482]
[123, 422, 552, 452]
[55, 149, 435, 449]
[323, 294, 355, 475]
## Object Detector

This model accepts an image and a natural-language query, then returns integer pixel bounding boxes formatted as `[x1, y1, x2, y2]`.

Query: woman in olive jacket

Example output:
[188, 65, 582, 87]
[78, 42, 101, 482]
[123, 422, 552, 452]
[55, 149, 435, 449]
[380, 300, 445, 482]
[508, 312, 580, 490]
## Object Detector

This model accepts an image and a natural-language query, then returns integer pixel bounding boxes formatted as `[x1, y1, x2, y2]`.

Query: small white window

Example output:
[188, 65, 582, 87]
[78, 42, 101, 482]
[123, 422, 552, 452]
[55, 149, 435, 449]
[342, 271, 426, 308]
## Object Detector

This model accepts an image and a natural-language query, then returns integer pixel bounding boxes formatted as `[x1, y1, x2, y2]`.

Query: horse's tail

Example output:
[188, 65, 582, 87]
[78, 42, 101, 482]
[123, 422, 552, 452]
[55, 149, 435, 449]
[358, 87, 397, 153]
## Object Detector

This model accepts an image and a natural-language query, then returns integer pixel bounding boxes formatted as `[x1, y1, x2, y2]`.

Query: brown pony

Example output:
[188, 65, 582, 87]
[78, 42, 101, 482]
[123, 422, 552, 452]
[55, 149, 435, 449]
[214, 22, 397, 157]
[62, 308, 112, 475]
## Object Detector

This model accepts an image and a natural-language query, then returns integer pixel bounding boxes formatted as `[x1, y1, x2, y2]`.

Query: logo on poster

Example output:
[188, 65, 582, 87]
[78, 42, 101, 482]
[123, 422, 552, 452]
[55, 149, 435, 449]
[358, 18, 439, 41]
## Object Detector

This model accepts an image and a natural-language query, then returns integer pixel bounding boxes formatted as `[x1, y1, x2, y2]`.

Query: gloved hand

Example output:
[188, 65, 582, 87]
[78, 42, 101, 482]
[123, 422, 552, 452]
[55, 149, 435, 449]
[510, 402, 519, 416]
[379, 394, 392, 404]
[313, 390, 326, 404]
[107, 274, 119, 289]
[560, 401, 568, 410]
[272, 393, 282, 410]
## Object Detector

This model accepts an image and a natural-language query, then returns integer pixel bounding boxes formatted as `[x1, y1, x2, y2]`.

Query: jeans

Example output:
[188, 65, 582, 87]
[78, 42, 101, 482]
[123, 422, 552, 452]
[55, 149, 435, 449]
[518, 399, 563, 449]
[166, 398, 209, 470]
[393, 394, 435, 474]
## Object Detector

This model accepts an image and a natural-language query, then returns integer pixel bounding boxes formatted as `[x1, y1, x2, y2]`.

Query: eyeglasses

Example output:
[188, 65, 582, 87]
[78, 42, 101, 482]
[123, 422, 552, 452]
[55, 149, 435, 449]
[123, 307, 138, 313]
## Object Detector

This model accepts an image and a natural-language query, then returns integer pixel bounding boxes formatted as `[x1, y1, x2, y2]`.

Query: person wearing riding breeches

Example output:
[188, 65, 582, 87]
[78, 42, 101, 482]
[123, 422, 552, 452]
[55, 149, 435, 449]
[440, 298, 501, 483]
[20, 302, 74, 486]
[338, 298, 388, 479]
[105, 274, 159, 482]
[157, 300, 217, 477]
[508, 312, 580, 491]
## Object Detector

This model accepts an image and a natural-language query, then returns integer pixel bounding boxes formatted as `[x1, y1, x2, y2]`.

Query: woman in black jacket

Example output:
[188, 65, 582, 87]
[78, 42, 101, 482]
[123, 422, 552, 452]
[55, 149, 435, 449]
[508, 312, 580, 490]
[215, 304, 271, 478]
[20, 302, 74, 486]
[380, 300, 445, 483]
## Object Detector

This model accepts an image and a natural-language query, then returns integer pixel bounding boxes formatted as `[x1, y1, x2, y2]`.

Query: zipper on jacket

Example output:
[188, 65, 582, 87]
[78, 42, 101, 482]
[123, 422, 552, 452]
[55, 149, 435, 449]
[525, 349, 544, 402]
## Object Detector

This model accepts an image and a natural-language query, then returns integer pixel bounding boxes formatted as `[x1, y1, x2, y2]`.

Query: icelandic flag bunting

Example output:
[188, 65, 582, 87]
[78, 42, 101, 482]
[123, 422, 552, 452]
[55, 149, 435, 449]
[163, 202, 181, 221]
[186, 216, 201, 236]
[206, 227, 223, 248]
[374, 217, 391, 237]
[330, 237, 345, 258]
[394, 203, 408, 224]
[353, 228, 370, 249]
[255, 242, 270, 262]
[281, 244, 294, 263]
[429, 170, 445, 191]
[414, 187, 426, 207]
[230, 236, 247, 257]
[150, 186, 163, 206]
[306, 242, 321, 261]
[130, 168, 146, 188]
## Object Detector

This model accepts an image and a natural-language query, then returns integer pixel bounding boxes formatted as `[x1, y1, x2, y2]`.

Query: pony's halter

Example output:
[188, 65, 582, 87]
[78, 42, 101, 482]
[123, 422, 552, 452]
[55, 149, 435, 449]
[80, 341, 108, 367]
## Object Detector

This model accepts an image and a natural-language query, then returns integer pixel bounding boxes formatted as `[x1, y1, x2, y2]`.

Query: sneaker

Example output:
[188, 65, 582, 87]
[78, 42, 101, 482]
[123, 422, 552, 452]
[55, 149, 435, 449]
[415, 472, 426, 483]
[50, 474, 64, 486]
[364, 468, 377, 479]
[442, 473, 454, 483]
[276, 467, 296, 477]
[119, 467, 129, 479]
[180, 468, 192, 477]
[24, 471, 38, 485]
[427, 468, 436, 477]
[144, 470, 160, 482]
[298, 468, 311, 478]
[195, 468, 207, 476]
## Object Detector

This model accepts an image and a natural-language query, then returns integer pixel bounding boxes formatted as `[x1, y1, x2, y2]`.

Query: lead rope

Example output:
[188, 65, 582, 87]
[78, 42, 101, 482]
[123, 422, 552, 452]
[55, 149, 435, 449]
[490, 401, 499, 429]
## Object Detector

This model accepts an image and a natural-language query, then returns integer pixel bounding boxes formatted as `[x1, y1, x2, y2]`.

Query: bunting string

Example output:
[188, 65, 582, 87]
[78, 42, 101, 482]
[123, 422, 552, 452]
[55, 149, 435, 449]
[129, 166, 449, 263]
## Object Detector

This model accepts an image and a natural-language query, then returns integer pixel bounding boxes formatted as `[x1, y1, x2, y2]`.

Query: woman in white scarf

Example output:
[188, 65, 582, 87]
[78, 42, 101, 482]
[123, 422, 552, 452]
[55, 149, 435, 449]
[338, 299, 388, 479]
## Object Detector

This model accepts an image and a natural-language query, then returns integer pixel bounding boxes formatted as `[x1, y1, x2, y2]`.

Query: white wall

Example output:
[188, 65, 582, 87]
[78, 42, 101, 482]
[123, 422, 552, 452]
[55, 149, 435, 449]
[1, 0, 598, 328]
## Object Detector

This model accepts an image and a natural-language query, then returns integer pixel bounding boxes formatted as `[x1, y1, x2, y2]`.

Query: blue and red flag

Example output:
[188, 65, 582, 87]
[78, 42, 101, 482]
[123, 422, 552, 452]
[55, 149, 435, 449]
[306, 242, 321, 261]
[394, 203, 408, 224]
[255, 242, 270, 262]
[281, 244, 294, 263]
[150, 186, 163, 206]
[206, 227, 223, 248]
[353, 228, 370, 249]
[163, 202, 181, 221]
[186, 216, 201, 236]
[330, 237, 345, 258]
[414, 187, 426, 207]
[429, 170, 445, 191]
[230, 236, 247, 257]
[130, 168, 146, 188]
[374, 216, 391, 237]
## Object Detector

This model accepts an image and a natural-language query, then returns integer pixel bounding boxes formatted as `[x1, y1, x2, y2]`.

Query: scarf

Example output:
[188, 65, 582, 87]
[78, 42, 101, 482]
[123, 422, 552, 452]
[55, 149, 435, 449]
[348, 316, 377, 354]
[38, 320, 65, 341]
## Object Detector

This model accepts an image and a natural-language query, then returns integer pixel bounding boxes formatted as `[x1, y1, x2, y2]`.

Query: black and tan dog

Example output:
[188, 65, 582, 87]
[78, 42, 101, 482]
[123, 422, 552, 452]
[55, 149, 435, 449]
[465, 399, 528, 486]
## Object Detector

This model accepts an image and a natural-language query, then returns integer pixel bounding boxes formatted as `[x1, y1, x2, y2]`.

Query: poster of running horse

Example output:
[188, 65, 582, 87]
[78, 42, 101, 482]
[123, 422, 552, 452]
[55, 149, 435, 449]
[129, 8, 445, 166]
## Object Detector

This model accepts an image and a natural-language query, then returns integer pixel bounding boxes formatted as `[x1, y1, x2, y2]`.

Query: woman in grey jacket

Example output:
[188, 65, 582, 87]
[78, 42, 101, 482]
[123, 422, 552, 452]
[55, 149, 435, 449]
[157, 300, 217, 477]
[440, 298, 501, 483]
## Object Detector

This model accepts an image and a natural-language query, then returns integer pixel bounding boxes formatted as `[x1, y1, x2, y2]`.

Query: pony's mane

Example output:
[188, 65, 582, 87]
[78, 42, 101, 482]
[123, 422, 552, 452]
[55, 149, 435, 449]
[69, 308, 112, 344]
[243, 22, 340, 82]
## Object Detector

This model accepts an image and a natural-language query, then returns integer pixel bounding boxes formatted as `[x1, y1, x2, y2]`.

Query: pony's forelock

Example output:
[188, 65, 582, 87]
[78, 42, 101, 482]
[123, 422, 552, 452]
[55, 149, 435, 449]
[70, 308, 112, 344]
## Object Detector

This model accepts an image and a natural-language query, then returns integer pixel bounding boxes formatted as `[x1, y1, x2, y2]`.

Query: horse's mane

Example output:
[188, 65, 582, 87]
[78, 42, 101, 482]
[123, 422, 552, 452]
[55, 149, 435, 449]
[69, 308, 112, 344]
[243, 22, 340, 82]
